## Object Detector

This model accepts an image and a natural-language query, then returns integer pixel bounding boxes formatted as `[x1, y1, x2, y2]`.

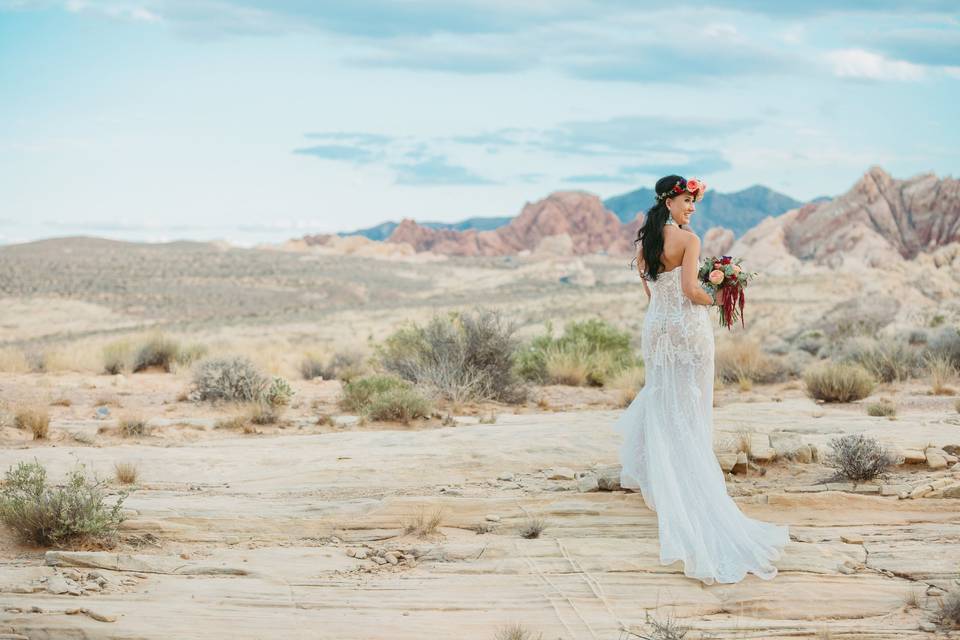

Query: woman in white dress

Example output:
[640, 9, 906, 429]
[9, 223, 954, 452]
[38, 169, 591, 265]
[614, 174, 789, 584]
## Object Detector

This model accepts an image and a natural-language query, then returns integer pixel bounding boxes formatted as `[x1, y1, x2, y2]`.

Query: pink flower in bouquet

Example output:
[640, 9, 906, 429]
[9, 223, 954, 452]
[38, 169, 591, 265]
[732, 264, 741, 274]
[708, 269, 724, 284]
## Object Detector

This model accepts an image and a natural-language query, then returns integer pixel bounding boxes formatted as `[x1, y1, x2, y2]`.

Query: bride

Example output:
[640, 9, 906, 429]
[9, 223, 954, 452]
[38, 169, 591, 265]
[613, 174, 789, 584]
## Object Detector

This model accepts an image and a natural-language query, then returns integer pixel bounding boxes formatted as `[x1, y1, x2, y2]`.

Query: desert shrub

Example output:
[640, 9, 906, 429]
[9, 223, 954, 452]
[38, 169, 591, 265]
[340, 374, 431, 423]
[114, 462, 138, 484]
[817, 298, 898, 341]
[827, 434, 898, 481]
[102, 340, 134, 374]
[365, 387, 431, 423]
[925, 353, 957, 395]
[638, 612, 691, 640]
[803, 362, 875, 403]
[14, 406, 50, 440]
[716, 337, 789, 384]
[0, 461, 127, 546]
[834, 336, 922, 383]
[516, 318, 638, 387]
[926, 326, 960, 369]
[118, 414, 148, 437]
[214, 414, 248, 430]
[609, 365, 646, 407]
[132, 334, 181, 373]
[264, 376, 295, 407]
[794, 329, 826, 356]
[937, 590, 960, 629]
[300, 352, 327, 380]
[191, 356, 268, 403]
[865, 401, 896, 417]
[379, 308, 526, 403]
[300, 351, 365, 381]
[907, 329, 928, 345]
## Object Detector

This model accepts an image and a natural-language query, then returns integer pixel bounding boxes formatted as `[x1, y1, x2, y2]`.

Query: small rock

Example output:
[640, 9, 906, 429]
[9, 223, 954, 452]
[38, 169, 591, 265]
[46, 575, 78, 595]
[910, 485, 934, 499]
[840, 534, 864, 544]
[880, 484, 910, 496]
[372, 556, 387, 565]
[496, 473, 515, 481]
[732, 452, 749, 475]
[546, 468, 575, 481]
[837, 564, 856, 575]
[83, 582, 102, 592]
[826, 483, 855, 492]
[354, 549, 368, 560]
[577, 475, 599, 493]
[899, 449, 927, 464]
[64, 569, 82, 581]
[329, 536, 341, 544]
[940, 483, 960, 498]
[485, 515, 501, 523]
[384, 552, 399, 565]
[595, 465, 621, 491]
[94, 407, 111, 419]
[926, 449, 948, 470]
[791, 445, 814, 464]
[224, 536, 240, 545]
[716, 453, 738, 473]
[919, 621, 937, 632]
[851, 485, 880, 494]
[784, 485, 826, 493]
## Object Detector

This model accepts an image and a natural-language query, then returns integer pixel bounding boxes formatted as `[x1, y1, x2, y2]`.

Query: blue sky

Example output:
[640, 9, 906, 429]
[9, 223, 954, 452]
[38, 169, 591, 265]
[0, 1, 958, 243]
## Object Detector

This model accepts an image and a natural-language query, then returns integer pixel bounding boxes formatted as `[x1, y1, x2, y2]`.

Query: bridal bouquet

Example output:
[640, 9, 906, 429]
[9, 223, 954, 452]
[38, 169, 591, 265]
[698, 255, 757, 330]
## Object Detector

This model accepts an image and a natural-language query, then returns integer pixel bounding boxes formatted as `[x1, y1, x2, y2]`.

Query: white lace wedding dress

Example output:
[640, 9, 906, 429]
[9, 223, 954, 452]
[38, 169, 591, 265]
[612, 265, 789, 584]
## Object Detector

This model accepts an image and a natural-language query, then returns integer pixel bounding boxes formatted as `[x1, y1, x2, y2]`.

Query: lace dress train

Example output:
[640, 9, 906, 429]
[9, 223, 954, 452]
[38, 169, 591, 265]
[612, 266, 789, 584]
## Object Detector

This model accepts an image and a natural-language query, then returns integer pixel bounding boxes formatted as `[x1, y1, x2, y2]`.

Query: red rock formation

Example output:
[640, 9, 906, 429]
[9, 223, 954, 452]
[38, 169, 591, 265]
[388, 191, 637, 256]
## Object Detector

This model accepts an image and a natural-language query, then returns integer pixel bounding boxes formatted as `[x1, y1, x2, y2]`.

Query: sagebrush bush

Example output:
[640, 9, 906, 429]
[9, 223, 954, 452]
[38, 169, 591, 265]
[937, 590, 960, 629]
[827, 434, 898, 481]
[715, 337, 788, 384]
[516, 318, 638, 387]
[191, 356, 268, 403]
[379, 308, 526, 403]
[14, 406, 50, 440]
[0, 461, 127, 546]
[132, 333, 181, 373]
[926, 325, 960, 369]
[834, 336, 922, 383]
[804, 362, 875, 402]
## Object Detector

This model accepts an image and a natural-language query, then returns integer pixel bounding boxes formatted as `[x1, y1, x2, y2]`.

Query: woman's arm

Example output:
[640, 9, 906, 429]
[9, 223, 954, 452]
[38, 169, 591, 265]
[681, 235, 714, 305]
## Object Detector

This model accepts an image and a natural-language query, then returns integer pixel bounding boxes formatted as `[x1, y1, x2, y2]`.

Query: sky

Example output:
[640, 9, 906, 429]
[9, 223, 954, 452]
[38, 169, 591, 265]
[0, 0, 958, 245]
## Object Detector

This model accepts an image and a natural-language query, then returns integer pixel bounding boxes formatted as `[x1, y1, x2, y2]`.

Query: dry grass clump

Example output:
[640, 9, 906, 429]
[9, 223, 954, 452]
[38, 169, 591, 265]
[494, 624, 543, 640]
[132, 333, 180, 373]
[14, 406, 50, 440]
[300, 350, 366, 382]
[248, 401, 282, 425]
[925, 353, 957, 395]
[191, 355, 268, 403]
[0, 348, 31, 373]
[114, 462, 139, 485]
[118, 414, 148, 437]
[403, 507, 444, 538]
[715, 336, 788, 385]
[827, 434, 898, 482]
[214, 414, 248, 430]
[936, 590, 960, 629]
[865, 400, 897, 418]
[609, 365, 645, 407]
[0, 461, 127, 547]
[803, 362, 875, 403]
[926, 325, 960, 369]
[380, 308, 527, 403]
[102, 339, 134, 374]
[520, 516, 546, 539]
[50, 398, 72, 407]
[634, 612, 692, 640]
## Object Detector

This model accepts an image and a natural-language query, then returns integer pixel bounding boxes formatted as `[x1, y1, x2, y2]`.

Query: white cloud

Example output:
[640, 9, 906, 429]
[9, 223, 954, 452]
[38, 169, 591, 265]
[825, 48, 926, 81]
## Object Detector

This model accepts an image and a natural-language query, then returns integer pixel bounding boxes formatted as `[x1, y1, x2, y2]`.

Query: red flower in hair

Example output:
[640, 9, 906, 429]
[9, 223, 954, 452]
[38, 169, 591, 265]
[686, 178, 701, 193]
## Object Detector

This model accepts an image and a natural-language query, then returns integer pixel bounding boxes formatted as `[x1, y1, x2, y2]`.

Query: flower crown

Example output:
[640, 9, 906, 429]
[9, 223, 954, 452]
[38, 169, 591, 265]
[655, 177, 707, 203]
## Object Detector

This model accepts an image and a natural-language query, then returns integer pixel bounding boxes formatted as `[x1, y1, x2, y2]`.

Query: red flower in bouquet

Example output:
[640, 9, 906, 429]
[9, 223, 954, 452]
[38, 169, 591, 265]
[697, 255, 757, 330]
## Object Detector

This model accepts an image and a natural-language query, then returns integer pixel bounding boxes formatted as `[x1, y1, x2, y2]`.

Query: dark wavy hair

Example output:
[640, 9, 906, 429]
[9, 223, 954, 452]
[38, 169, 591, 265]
[631, 174, 686, 281]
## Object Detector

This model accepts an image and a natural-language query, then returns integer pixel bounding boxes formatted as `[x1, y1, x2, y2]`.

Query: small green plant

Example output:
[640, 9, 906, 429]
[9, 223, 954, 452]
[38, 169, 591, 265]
[264, 376, 295, 407]
[0, 461, 127, 547]
[192, 356, 268, 403]
[14, 406, 50, 440]
[339, 374, 409, 412]
[365, 387, 430, 424]
[132, 333, 181, 373]
[803, 362, 875, 402]
[827, 434, 898, 482]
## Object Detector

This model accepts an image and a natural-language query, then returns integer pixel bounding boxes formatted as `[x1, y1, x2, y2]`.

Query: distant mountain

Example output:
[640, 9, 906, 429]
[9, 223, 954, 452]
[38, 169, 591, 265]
[603, 185, 803, 237]
[340, 216, 512, 241]
[730, 166, 960, 271]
